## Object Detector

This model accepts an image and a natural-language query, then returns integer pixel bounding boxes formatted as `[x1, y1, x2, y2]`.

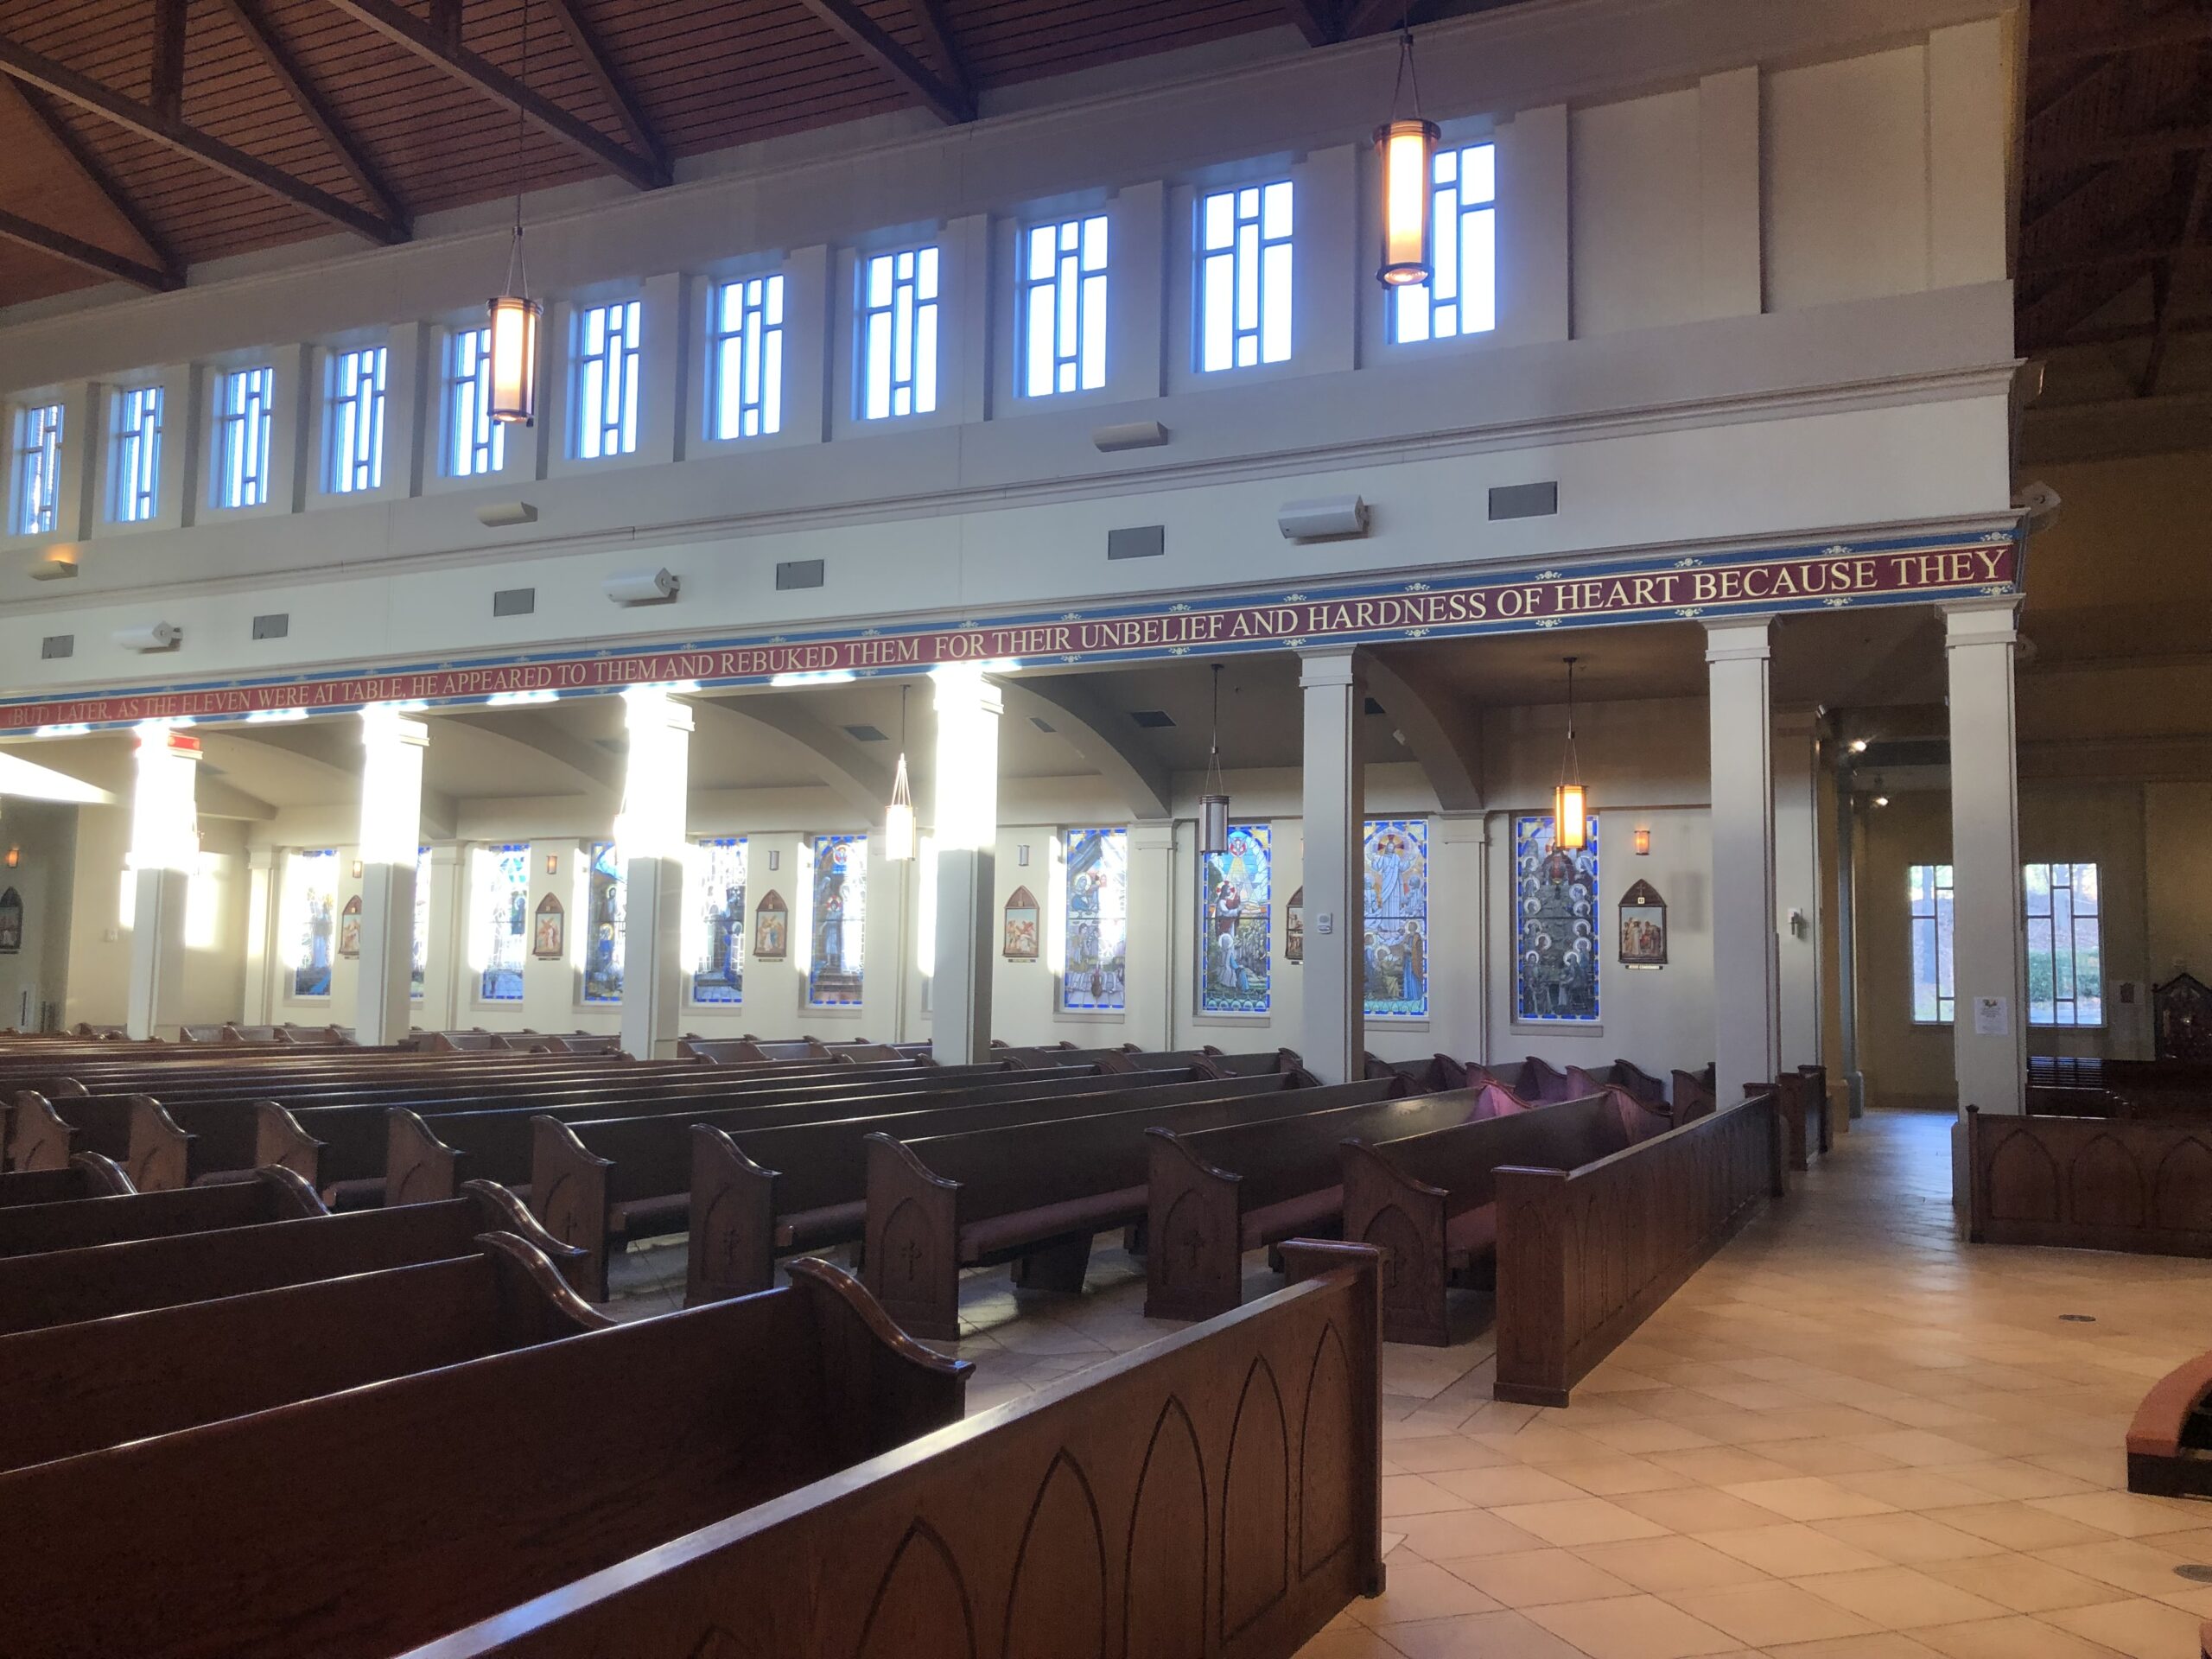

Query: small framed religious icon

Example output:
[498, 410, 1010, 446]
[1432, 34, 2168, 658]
[1002, 887, 1040, 960]
[1618, 879, 1668, 968]
[337, 894, 364, 958]
[753, 890, 789, 961]
[0, 887, 21, 956]
[1285, 887, 1306, 965]
[532, 893, 566, 959]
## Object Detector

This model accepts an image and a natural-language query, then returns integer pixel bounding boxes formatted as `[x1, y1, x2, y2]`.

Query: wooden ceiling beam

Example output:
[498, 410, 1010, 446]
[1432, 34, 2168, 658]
[2040, 124, 2212, 170]
[1279, 0, 1341, 47]
[907, 0, 975, 101]
[149, 0, 188, 122]
[1, 79, 180, 276]
[543, 0, 668, 176]
[2140, 152, 2212, 397]
[211, 0, 409, 231]
[2035, 14, 2212, 64]
[0, 33, 404, 244]
[0, 206, 180, 291]
[2021, 240, 2212, 277]
[322, 0, 670, 188]
[1339, 0, 1407, 37]
[794, 0, 975, 124]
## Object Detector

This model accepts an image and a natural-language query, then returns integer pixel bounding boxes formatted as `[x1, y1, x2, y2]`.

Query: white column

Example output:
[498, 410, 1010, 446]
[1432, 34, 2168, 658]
[1300, 647, 1366, 1084]
[1946, 599, 2026, 1134]
[1125, 822, 1176, 1052]
[242, 845, 277, 1024]
[1706, 620, 1780, 1096]
[931, 665, 1001, 1065]
[125, 724, 200, 1039]
[354, 708, 428, 1048]
[616, 687, 694, 1061]
[1773, 709, 1823, 1072]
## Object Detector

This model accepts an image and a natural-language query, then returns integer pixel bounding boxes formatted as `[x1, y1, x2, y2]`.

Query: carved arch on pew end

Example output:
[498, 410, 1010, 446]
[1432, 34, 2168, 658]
[2153, 1138, 2212, 1234]
[1001, 1449, 1109, 1659]
[2071, 1132, 2147, 1230]
[1299, 1319, 1357, 1580]
[9, 1090, 79, 1172]
[251, 1163, 331, 1218]
[856, 1519, 977, 1659]
[1222, 1354, 1292, 1644]
[1124, 1396, 1210, 1658]
[1981, 1117, 2062, 1226]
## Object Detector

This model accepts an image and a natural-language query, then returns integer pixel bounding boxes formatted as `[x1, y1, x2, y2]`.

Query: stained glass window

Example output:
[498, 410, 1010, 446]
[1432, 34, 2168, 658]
[711, 275, 785, 439]
[1022, 214, 1108, 396]
[808, 833, 865, 1008]
[111, 385, 162, 524]
[583, 839, 626, 1004]
[1198, 181, 1293, 372]
[287, 848, 337, 999]
[2026, 862, 2102, 1027]
[575, 300, 642, 460]
[1512, 815, 1599, 1024]
[861, 247, 939, 420]
[1909, 863, 1954, 1024]
[1199, 823, 1270, 1014]
[691, 836, 747, 1005]
[411, 844, 430, 1002]
[327, 344, 387, 493]
[478, 843, 528, 1001]
[447, 326, 504, 478]
[1062, 826, 1128, 1013]
[1363, 819, 1430, 1019]
[213, 365, 274, 508]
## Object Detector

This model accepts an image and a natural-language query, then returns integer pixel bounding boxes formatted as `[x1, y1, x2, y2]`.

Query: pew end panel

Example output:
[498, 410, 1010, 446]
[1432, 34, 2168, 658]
[461, 1180, 594, 1288]
[254, 1163, 333, 1219]
[8, 1090, 78, 1173]
[530, 1117, 617, 1301]
[1142, 1126, 1246, 1323]
[251, 1102, 326, 1192]
[398, 1244, 1384, 1659]
[686, 1124, 779, 1307]
[785, 1255, 972, 1450]
[124, 1094, 197, 1191]
[2127, 1350, 2212, 1497]
[389, 1108, 475, 1208]
[72, 1149, 137, 1196]
[862, 1131, 963, 1343]
[1339, 1139, 1455, 1348]
[477, 1232, 620, 1345]
[1492, 1165, 1573, 1404]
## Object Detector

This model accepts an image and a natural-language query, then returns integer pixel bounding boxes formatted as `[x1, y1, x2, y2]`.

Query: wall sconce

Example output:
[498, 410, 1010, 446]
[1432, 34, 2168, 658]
[544, 853, 560, 875]
[1633, 827, 1650, 856]
[767, 849, 779, 871]
[3, 847, 17, 869]
[351, 859, 365, 879]
[1017, 843, 1031, 868]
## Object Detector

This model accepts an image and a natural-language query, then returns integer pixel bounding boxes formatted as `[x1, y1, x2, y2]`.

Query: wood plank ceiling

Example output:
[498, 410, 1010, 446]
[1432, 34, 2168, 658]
[0, 0, 1440, 310]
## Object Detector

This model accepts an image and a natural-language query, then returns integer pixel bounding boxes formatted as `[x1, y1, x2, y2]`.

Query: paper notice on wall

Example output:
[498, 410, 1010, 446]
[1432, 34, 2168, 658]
[1973, 996, 2010, 1037]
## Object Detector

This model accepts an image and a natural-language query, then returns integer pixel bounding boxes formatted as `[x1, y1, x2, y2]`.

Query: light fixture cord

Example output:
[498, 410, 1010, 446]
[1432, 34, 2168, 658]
[1205, 663, 1226, 796]
[506, 0, 532, 299]
[1391, 3, 1424, 121]
[1560, 657, 1580, 785]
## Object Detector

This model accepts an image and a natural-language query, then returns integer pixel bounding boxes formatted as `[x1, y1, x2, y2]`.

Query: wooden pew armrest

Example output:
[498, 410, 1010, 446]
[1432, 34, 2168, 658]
[68, 1150, 136, 1197]
[461, 1179, 591, 1269]
[786, 1255, 972, 1451]
[388, 1107, 473, 1207]
[475, 1230, 620, 1340]
[252, 1163, 332, 1219]
[10, 1090, 79, 1173]
[251, 1101, 327, 1191]
[124, 1094, 195, 1191]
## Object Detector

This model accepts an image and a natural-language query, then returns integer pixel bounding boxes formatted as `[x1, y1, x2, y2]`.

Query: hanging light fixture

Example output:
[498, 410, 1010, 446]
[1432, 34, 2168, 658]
[1199, 663, 1230, 856]
[1554, 656, 1588, 853]
[884, 683, 917, 861]
[1375, 10, 1440, 289]
[487, 0, 543, 426]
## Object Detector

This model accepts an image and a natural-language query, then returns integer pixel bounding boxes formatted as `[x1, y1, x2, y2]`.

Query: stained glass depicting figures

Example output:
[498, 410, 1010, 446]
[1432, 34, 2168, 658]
[1514, 814, 1600, 1023]
[1199, 824, 1271, 1014]
[410, 844, 430, 1001]
[1061, 826, 1128, 1013]
[583, 840, 626, 1004]
[478, 843, 528, 1001]
[691, 836, 747, 1005]
[289, 848, 337, 998]
[1363, 820, 1430, 1018]
[809, 834, 865, 1008]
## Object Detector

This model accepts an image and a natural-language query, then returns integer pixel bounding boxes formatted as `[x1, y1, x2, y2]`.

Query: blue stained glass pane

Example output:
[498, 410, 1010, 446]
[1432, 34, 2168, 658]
[1364, 820, 1433, 1019]
[583, 840, 626, 1003]
[479, 843, 529, 1001]
[1199, 824, 1271, 1014]
[1510, 816, 1598, 1025]
[808, 834, 866, 1008]
[1062, 827, 1128, 1013]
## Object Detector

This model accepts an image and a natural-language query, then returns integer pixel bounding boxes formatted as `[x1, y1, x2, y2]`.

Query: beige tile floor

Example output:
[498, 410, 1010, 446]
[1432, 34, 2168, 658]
[608, 1109, 2212, 1658]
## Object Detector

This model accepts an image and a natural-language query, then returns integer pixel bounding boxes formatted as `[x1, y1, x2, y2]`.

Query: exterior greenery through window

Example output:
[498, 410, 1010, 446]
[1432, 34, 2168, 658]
[583, 840, 626, 1003]
[1908, 862, 1955, 1024]
[1063, 826, 1128, 1013]
[1199, 823, 1270, 1014]
[2025, 861, 2102, 1027]
[477, 843, 528, 1001]
[691, 836, 747, 1005]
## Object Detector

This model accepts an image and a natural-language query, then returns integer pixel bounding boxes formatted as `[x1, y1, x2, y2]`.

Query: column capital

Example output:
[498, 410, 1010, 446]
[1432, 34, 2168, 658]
[1941, 594, 2020, 648]
[1128, 822, 1176, 852]
[1298, 645, 1364, 690]
[931, 662, 1005, 720]
[626, 684, 696, 734]
[1702, 616, 1771, 664]
[1436, 811, 1490, 846]
[360, 708, 429, 750]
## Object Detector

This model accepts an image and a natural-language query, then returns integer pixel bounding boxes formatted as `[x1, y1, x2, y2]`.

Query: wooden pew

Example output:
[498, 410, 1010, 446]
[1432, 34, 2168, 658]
[1569, 1068, 1687, 1135]
[410, 1240, 1384, 1659]
[865, 1077, 1406, 1339]
[0, 1231, 608, 1475]
[0, 1149, 133, 1205]
[1613, 1058, 1669, 1108]
[0, 1258, 967, 1659]
[0, 1179, 578, 1336]
[1339, 1094, 1645, 1345]
[1758, 1070, 1827, 1170]
[1493, 1094, 1784, 1403]
[2126, 1347, 2212, 1497]
[1671, 1063, 1717, 1120]
[685, 1072, 1297, 1306]
[1470, 1055, 1579, 1102]
[1365, 1052, 1471, 1091]
[384, 1059, 1057, 1211]
[0, 1165, 325, 1259]
[1966, 1104, 2212, 1255]
[1143, 1081, 1529, 1321]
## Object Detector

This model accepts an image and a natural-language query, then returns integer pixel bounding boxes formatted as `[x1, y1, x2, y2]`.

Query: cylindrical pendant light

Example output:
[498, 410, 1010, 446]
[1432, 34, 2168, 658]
[1376, 117, 1440, 288]
[884, 683, 916, 861]
[1199, 663, 1230, 856]
[487, 288, 542, 426]
[488, 0, 541, 427]
[1554, 656, 1588, 852]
